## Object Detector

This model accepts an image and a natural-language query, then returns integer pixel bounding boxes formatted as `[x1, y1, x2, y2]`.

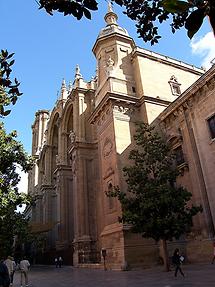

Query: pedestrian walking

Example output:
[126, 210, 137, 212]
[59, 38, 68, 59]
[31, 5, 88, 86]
[19, 257, 30, 287]
[54, 257, 58, 268]
[0, 259, 10, 287]
[58, 256, 63, 268]
[4, 256, 14, 286]
[10, 258, 16, 286]
[211, 240, 215, 264]
[172, 248, 185, 277]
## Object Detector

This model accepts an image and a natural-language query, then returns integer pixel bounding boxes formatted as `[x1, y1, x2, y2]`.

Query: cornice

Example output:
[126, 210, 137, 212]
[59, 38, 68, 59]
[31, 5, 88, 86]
[89, 92, 138, 124]
[139, 95, 171, 107]
[132, 47, 204, 76]
[53, 165, 72, 172]
[35, 109, 49, 116]
[68, 141, 98, 155]
[92, 32, 135, 55]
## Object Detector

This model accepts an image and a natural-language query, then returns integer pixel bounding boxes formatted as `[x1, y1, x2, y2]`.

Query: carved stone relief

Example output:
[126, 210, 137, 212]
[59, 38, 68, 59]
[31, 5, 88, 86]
[113, 104, 134, 116]
[71, 151, 77, 175]
[103, 138, 113, 158]
[106, 55, 115, 77]
[69, 130, 76, 143]
[106, 56, 114, 68]
[42, 174, 48, 185]
[56, 155, 61, 165]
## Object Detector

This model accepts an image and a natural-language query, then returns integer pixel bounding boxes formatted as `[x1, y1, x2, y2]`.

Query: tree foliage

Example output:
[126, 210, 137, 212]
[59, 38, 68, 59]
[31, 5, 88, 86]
[38, 0, 99, 19]
[0, 50, 22, 117]
[38, 0, 215, 45]
[110, 123, 202, 240]
[121, 0, 214, 44]
[0, 210, 31, 259]
[107, 123, 202, 269]
[0, 123, 34, 258]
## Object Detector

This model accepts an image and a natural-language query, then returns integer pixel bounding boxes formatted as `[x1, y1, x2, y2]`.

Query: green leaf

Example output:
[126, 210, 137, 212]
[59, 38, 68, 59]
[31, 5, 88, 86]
[185, 8, 206, 39]
[7, 53, 15, 60]
[9, 60, 15, 66]
[0, 105, 4, 115]
[1, 50, 8, 58]
[83, 8, 91, 20]
[3, 110, 11, 116]
[209, 9, 215, 36]
[114, 0, 123, 6]
[162, 0, 190, 13]
[83, 0, 98, 11]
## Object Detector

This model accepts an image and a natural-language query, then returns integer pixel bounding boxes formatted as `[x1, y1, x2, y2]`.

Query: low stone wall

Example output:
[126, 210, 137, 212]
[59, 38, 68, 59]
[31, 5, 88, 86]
[186, 238, 213, 263]
[124, 233, 159, 269]
[77, 263, 103, 269]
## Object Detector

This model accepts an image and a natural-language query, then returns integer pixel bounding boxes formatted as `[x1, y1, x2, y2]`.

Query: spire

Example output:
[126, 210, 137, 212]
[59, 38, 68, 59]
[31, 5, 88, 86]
[60, 78, 68, 100]
[104, 1, 118, 26]
[108, 1, 113, 13]
[61, 78, 66, 89]
[94, 0, 129, 47]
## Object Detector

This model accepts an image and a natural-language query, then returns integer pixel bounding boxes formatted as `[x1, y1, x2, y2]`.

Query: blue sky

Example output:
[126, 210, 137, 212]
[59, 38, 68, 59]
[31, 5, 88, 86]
[1, 0, 214, 156]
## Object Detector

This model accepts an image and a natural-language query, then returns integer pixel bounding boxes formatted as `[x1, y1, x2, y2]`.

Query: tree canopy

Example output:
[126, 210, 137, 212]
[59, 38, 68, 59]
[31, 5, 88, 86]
[38, 0, 215, 45]
[0, 123, 34, 257]
[108, 123, 202, 270]
[0, 50, 22, 117]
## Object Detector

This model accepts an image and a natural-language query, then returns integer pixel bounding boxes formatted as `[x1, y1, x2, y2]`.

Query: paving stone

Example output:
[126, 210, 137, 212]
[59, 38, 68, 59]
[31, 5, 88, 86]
[12, 263, 215, 287]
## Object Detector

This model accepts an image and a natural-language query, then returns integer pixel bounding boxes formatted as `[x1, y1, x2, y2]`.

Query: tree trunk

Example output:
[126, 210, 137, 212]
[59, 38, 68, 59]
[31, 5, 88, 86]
[161, 239, 170, 272]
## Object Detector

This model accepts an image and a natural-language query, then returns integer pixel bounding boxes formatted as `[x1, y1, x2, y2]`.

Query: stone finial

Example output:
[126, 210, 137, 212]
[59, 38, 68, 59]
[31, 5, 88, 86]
[75, 64, 82, 79]
[61, 78, 66, 89]
[104, 1, 118, 25]
[60, 78, 68, 100]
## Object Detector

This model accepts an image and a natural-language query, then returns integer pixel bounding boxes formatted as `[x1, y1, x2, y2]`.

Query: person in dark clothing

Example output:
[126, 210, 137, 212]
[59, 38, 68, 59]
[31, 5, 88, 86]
[0, 260, 10, 287]
[54, 257, 58, 268]
[172, 248, 185, 277]
[58, 257, 63, 268]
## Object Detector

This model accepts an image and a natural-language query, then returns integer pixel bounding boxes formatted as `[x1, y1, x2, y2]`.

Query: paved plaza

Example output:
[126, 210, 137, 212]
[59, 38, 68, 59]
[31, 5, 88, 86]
[12, 263, 215, 287]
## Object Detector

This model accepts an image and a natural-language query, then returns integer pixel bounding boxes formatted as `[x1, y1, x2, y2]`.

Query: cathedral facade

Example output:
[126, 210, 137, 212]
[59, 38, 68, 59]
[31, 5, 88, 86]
[28, 5, 215, 269]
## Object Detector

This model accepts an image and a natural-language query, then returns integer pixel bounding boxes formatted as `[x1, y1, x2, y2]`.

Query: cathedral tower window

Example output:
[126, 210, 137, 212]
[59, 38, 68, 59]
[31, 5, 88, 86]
[132, 86, 136, 93]
[107, 182, 114, 210]
[208, 114, 215, 140]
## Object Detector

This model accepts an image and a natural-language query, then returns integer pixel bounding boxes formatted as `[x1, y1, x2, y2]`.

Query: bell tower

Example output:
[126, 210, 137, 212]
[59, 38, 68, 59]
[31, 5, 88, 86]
[92, 2, 136, 107]
[91, 3, 139, 270]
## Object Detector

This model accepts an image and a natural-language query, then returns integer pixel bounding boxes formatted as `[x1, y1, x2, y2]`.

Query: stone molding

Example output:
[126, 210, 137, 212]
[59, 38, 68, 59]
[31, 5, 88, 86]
[102, 138, 113, 158]
[160, 67, 215, 124]
[132, 46, 204, 75]
[100, 223, 123, 236]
